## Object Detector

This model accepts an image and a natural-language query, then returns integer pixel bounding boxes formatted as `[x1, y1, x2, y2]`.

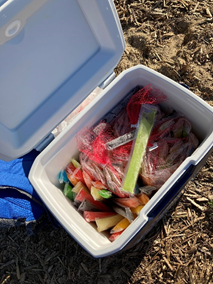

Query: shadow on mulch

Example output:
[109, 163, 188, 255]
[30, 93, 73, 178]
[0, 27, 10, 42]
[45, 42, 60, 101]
[0, 199, 177, 284]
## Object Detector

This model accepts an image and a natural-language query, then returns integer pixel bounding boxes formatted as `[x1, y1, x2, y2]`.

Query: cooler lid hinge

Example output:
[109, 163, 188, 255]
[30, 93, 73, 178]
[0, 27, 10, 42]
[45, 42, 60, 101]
[99, 72, 115, 89]
[35, 133, 54, 152]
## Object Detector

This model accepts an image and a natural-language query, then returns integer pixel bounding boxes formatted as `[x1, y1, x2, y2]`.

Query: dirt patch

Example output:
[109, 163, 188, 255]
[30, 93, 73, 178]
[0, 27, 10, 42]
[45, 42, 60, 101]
[115, 1, 213, 106]
[1, 1, 213, 284]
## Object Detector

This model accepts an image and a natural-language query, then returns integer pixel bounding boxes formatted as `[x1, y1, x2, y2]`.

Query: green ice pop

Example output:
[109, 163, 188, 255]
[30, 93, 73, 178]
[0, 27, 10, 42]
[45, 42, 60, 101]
[122, 106, 156, 194]
[63, 183, 74, 201]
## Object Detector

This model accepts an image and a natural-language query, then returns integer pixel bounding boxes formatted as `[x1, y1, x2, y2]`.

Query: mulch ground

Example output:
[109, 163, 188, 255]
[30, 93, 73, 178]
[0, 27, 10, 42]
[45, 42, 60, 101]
[1, 1, 213, 283]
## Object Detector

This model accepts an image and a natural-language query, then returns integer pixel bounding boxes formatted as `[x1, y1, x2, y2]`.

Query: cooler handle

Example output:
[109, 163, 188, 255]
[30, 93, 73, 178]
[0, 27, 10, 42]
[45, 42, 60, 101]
[0, 0, 48, 45]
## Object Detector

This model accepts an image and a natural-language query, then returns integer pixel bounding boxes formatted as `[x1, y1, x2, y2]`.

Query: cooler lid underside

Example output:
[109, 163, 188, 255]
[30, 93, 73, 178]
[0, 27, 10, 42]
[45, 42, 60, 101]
[0, 0, 125, 161]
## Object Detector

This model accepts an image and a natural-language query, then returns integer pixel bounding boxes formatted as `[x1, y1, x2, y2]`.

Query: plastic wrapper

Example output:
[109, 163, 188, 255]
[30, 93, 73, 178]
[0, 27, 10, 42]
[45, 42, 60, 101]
[106, 130, 135, 150]
[58, 169, 70, 184]
[141, 116, 199, 188]
[138, 186, 157, 198]
[111, 109, 132, 137]
[122, 104, 157, 194]
[112, 204, 134, 222]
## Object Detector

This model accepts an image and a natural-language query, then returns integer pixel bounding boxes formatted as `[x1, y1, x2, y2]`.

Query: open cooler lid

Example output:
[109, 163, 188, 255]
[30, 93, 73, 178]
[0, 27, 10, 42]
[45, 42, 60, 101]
[0, 0, 125, 161]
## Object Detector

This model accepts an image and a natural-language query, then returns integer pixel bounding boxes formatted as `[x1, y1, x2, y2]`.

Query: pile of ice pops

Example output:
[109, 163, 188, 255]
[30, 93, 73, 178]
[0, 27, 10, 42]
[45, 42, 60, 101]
[58, 85, 199, 241]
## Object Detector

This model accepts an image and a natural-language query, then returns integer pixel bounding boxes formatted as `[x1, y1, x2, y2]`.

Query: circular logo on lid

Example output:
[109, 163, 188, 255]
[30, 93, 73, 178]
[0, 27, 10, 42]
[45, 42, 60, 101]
[5, 20, 21, 38]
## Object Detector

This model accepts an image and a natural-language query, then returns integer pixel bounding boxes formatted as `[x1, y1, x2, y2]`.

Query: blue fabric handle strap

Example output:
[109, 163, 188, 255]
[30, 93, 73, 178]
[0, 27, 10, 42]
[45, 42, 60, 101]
[0, 185, 44, 207]
[0, 185, 47, 234]
[0, 150, 60, 234]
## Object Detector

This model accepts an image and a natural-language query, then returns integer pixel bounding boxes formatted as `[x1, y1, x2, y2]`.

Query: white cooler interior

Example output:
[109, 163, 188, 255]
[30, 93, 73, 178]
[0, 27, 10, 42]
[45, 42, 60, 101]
[29, 65, 213, 257]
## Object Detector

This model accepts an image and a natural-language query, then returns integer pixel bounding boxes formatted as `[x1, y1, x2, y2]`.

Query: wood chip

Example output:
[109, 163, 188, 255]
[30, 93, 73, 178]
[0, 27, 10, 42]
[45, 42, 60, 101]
[185, 246, 197, 254]
[196, 197, 209, 202]
[0, 260, 16, 270]
[179, 0, 188, 8]
[187, 208, 192, 219]
[200, 247, 211, 255]
[184, 253, 195, 266]
[186, 197, 206, 211]
[171, 252, 184, 265]
[16, 258, 20, 280]
[178, 216, 205, 234]
[81, 263, 90, 275]
[206, 7, 213, 18]
[121, 267, 132, 277]
[99, 259, 102, 273]
[38, 274, 45, 284]
[184, 193, 201, 198]
[193, 2, 199, 13]
[155, 51, 162, 61]
[57, 257, 67, 270]
[1, 276, 11, 284]
[163, 256, 173, 271]
[163, 233, 186, 240]
[173, 214, 188, 218]
[132, 9, 140, 26]
[163, 218, 169, 236]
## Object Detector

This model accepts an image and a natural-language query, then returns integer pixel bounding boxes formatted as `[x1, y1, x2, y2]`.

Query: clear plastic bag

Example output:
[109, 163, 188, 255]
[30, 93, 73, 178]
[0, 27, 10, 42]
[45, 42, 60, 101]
[75, 85, 167, 196]
[141, 115, 199, 188]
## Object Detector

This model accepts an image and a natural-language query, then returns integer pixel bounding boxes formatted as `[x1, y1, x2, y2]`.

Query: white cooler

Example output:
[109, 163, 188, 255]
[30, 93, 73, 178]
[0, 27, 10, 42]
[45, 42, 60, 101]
[1, 0, 213, 258]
